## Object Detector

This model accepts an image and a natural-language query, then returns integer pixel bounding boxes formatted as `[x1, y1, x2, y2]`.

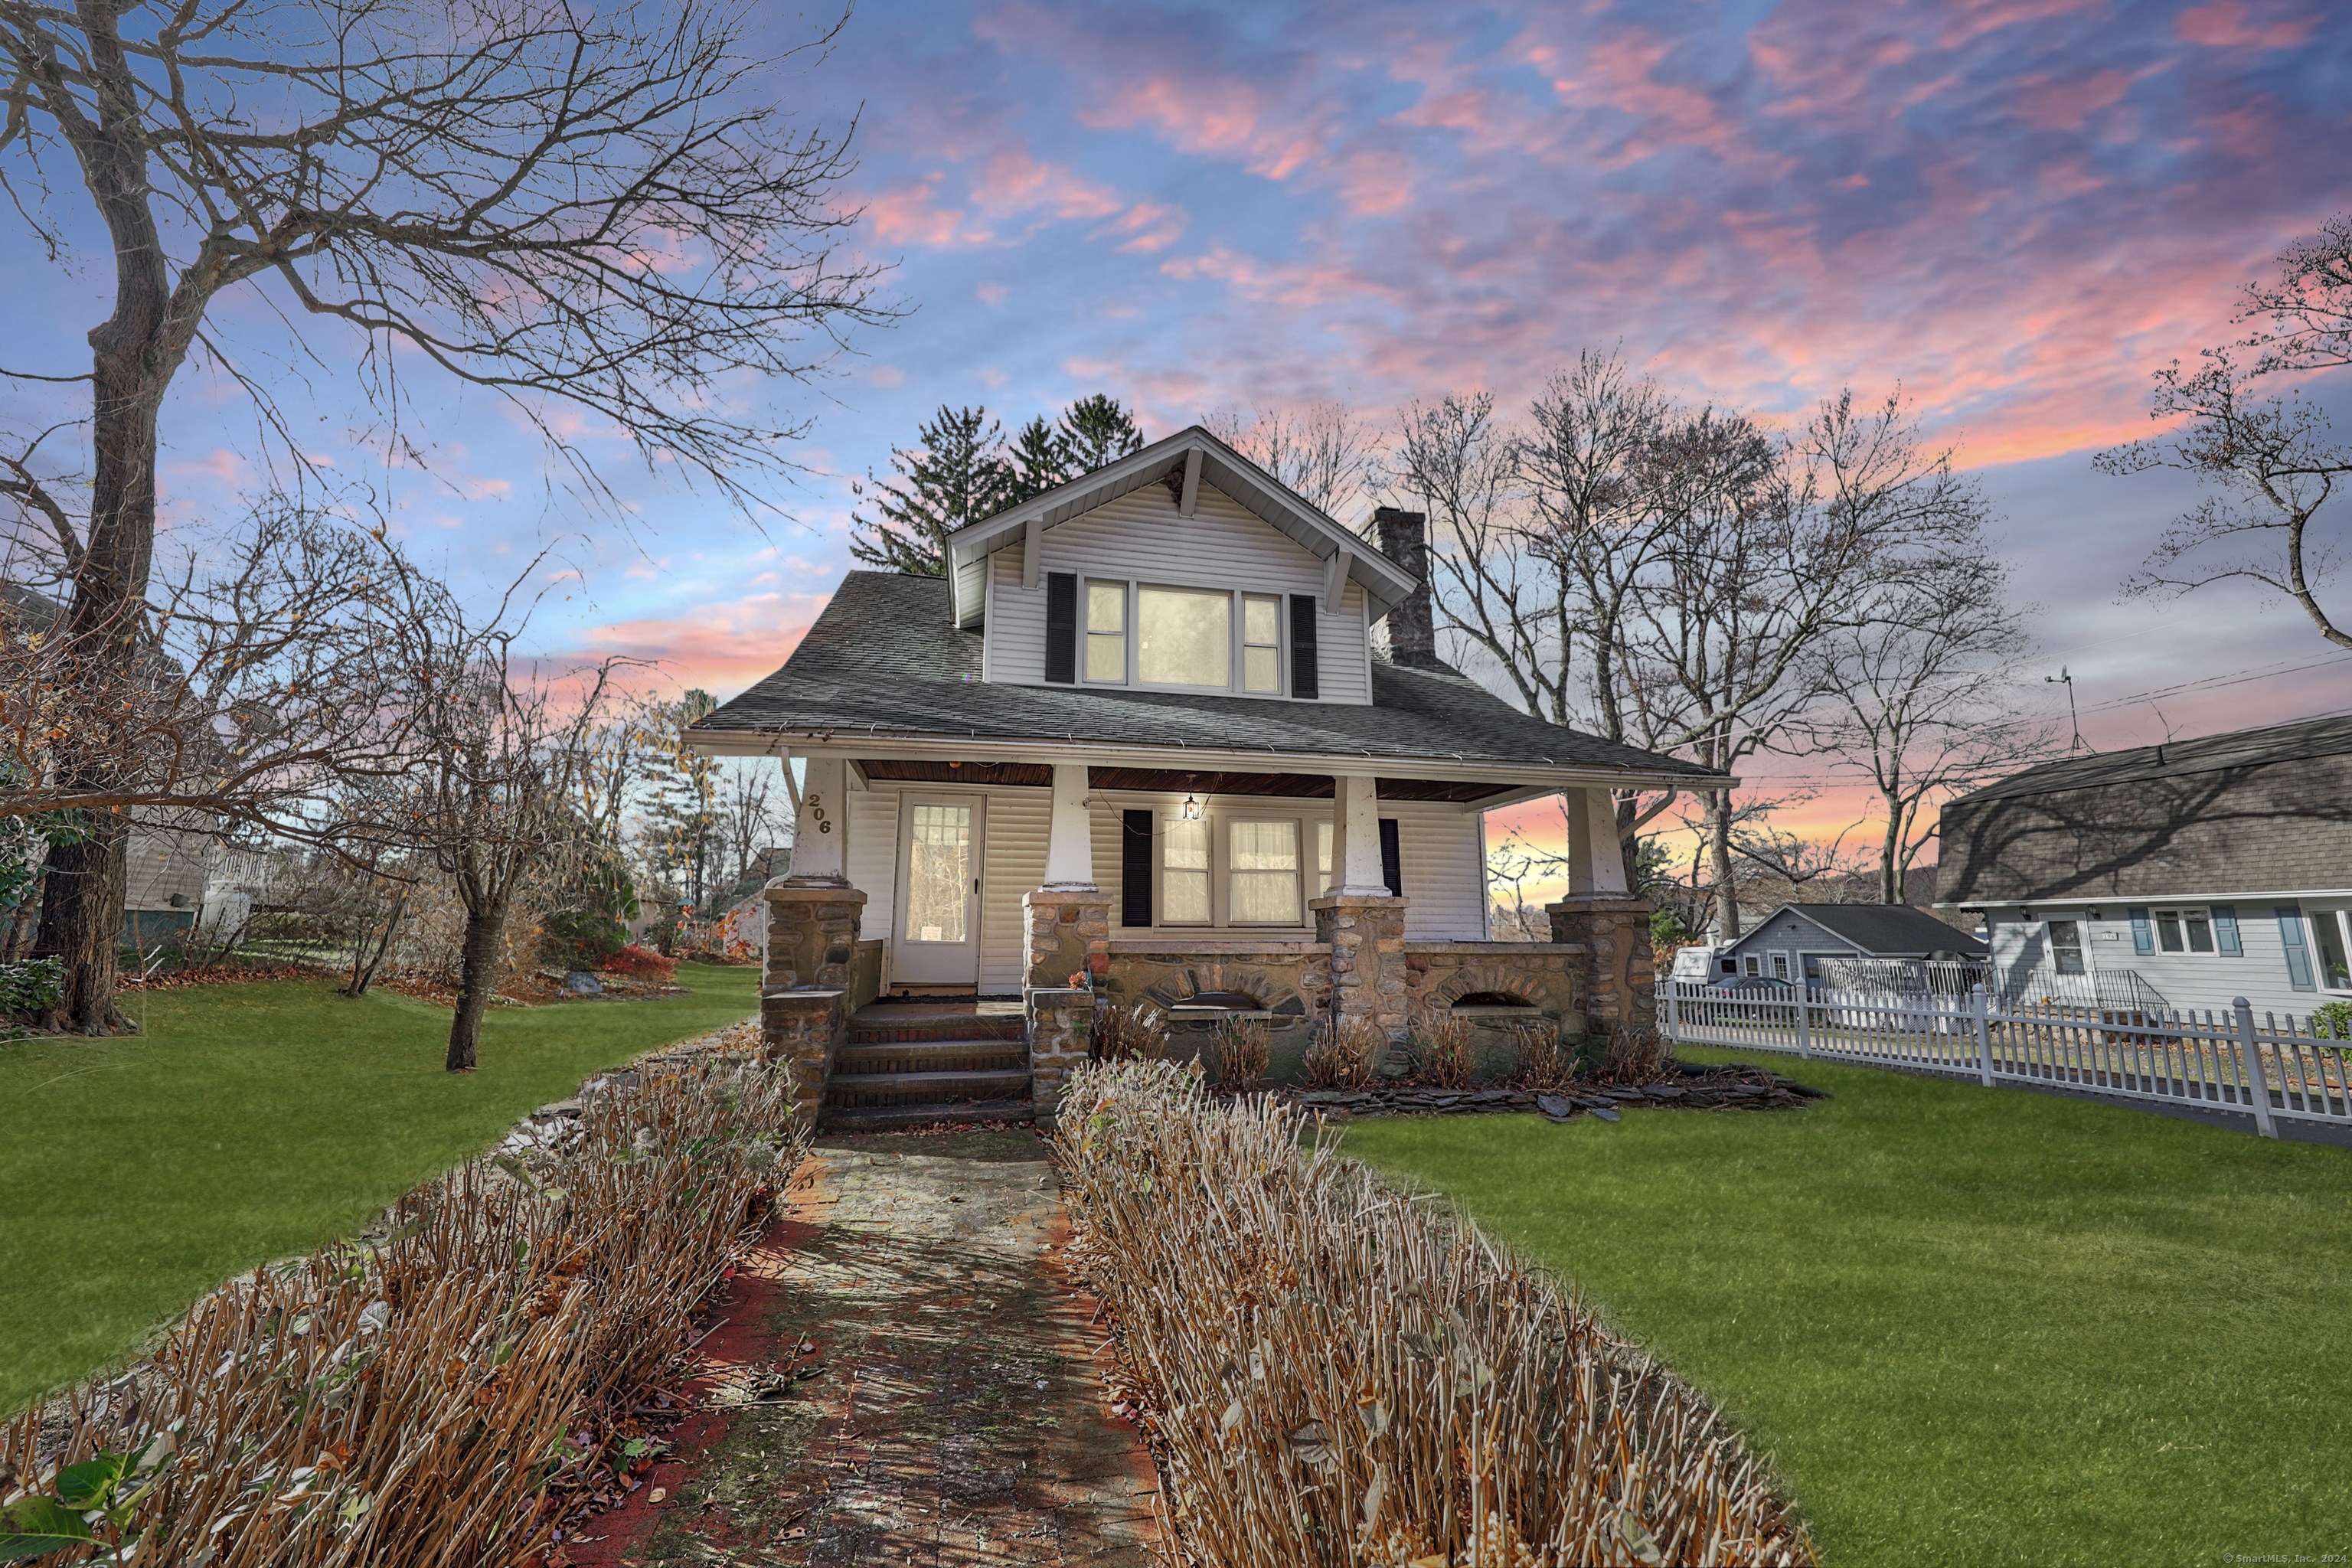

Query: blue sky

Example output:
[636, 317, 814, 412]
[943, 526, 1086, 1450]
[5, 0, 2348, 849]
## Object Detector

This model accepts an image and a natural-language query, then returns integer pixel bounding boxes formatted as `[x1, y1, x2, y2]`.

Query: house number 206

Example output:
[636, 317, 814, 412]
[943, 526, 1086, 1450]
[808, 794, 831, 834]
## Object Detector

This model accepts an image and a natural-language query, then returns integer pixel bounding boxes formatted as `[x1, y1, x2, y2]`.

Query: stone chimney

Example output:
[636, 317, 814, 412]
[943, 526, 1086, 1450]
[1372, 506, 1439, 668]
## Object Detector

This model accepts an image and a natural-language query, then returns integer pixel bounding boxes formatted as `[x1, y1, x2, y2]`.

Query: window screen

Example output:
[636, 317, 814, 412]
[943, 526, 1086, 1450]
[1086, 580, 1126, 682]
[1242, 595, 1282, 694]
[1137, 586, 1231, 688]
[1162, 817, 1210, 924]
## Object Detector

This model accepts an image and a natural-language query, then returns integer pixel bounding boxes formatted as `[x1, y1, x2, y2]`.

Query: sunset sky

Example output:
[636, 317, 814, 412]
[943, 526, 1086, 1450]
[5, 0, 2350, 882]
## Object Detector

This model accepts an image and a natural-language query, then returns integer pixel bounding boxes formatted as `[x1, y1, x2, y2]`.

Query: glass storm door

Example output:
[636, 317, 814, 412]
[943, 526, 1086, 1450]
[894, 794, 985, 985]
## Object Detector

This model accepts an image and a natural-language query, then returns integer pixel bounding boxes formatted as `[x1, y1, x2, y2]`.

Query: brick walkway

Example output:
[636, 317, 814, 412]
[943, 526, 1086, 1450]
[565, 1131, 1160, 1566]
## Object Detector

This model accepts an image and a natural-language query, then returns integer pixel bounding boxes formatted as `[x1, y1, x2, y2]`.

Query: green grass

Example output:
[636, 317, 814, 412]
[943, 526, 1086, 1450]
[0, 964, 760, 1416]
[1338, 1049, 2352, 1566]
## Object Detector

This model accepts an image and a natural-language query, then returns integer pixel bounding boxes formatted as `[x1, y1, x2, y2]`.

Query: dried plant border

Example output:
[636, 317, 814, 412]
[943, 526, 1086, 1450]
[1, 1047, 805, 1566]
[1051, 1060, 1813, 1566]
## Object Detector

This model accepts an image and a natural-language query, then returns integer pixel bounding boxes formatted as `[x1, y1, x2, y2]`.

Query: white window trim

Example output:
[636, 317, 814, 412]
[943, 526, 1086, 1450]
[2311, 906, 2352, 994]
[1073, 574, 1308, 701]
[2150, 905, 2218, 956]
[1140, 802, 1328, 930]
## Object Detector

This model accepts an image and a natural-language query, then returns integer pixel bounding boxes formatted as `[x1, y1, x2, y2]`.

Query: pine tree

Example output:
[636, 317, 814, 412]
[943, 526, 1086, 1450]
[848, 405, 1012, 576]
[1059, 394, 1146, 474]
[1004, 416, 1070, 507]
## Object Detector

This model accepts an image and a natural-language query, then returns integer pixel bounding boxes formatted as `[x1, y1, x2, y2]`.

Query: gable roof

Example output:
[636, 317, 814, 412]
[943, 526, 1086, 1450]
[688, 571, 1730, 788]
[942, 425, 1419, 628]
[1720, 902, 1987, 958]
[1951, 714, 2352, 805]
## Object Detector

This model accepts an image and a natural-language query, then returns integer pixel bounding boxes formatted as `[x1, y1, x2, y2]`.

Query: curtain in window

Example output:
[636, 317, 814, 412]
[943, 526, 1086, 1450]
[1163, 818, 1210, 924]
[1137, 586, 1231, 687]
[1229, 820, 1300, 924]
[903, 804, 971, 943]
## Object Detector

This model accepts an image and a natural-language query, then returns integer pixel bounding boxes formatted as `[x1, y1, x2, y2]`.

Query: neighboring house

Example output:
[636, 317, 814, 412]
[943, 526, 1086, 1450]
[2, 582, 219, 949]
[1936, 715, 2352, 1018]
[1709, 903, 1988, 987]
[688, 426, 1724, 1123]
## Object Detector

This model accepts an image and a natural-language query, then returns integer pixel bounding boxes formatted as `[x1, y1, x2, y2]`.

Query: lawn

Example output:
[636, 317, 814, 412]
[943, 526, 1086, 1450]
[0, 964, 761, 1415]
[1338, 1048, 2352, 1567]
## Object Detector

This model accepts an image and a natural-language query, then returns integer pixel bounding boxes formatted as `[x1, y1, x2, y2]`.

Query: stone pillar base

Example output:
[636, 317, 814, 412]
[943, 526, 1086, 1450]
[764, 881, 867, 992]
[1545, 896, 1657, 1037]
[762, 988, 845, 1124]
[1310, 893, 1410, 1043]
[1023, 887, 1111, 991]
[1026, 985, 1095, 1126]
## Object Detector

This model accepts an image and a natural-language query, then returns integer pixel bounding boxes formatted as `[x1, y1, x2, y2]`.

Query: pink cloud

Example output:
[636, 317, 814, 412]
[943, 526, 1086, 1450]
[575, 590, 831, 698]
[1096, 200, 1188, 253]
[2014, 67, 2136, 131]
[969, 148, 1123, 220]
[2175, 1, 2318, 49]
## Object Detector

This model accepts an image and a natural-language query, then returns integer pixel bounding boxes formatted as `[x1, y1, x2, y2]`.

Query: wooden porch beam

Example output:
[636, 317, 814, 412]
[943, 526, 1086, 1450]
[1321, 547, 1351, 613]
[1178, 447, 1203, 516]
[1021, 514, 1043, 590]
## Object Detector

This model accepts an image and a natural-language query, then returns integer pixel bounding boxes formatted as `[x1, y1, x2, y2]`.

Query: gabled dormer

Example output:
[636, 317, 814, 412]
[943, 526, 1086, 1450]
[944, 426, 1416, 706]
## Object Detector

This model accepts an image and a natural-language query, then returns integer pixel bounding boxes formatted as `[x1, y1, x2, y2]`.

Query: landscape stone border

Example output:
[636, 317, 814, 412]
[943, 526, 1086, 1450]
[1272, 1060, 1828, 1122]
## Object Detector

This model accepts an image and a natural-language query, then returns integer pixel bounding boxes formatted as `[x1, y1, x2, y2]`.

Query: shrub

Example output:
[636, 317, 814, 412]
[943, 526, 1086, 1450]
[1505, 1023, 1576, 1091]
[1599, 1024, 1674, 1085]
[1049, 1060, 1811, 1564]
[599, 943, 677, 982]
[0, 1055, 804, 1564]
[0, 955, 64, 1016]
[1096, 1001, 1171, 1063]
[541, 907, 628, 969]
[1302, 1014, 1382, 1089]
[1410, 1010, 1476, 1089]
[2313, 1001, 2352, 1042]
[1210, 1013, 1270, 1091]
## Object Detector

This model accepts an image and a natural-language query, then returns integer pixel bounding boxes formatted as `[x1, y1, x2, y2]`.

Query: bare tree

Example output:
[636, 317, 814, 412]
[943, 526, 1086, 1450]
[0, 0, 886, 1027]
[1207, 400, 1383, 520]
[1802, 547, 2054, 903]
[2099, 348, 2349, 650]
[392, 573, 615, 1072]
[2241, 212, 2352, 374]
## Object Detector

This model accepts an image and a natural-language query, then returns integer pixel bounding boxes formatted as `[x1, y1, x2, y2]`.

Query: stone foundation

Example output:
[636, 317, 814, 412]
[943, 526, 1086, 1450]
[761, 988, 845, 1123]
[1023, 889, 1112, 991]
[1026, 985, 1096, 1124]
[764, 882, 867, 991]
[1546, 896, 1657, 1036]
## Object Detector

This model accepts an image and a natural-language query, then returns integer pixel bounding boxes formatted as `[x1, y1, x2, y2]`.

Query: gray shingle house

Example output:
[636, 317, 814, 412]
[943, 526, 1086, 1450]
[1710, 902, 1988, 987]
[1936, 715, 2352, 1016]
[687, 425, 1726, 1125]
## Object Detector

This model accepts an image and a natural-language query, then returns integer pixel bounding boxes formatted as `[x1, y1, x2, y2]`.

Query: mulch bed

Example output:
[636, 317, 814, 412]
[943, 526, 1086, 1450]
[1272, 1060, 1828, 1122]
[118, 961, 328, 991]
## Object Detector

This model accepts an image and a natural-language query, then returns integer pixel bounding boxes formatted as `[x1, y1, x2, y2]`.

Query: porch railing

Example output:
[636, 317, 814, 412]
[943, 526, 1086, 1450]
[1659, 980, 2352, 1137]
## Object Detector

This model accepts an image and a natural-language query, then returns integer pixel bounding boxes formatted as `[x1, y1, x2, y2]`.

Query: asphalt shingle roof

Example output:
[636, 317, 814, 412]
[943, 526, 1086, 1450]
[1952, 714, 2352, 805]
[692, 572, 1726, 780]
[1724, 902, 1988, 957]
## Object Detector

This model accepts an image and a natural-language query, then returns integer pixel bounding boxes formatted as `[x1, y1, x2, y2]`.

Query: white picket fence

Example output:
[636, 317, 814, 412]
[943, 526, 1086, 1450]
[1660, 982, 2352, 1138]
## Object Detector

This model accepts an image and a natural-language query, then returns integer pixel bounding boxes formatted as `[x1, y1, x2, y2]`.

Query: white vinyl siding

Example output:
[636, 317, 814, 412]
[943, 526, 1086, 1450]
[978, 787, 1049, 994]
[985, 480, 1372, 704]
[1982, 903, 2322, 1019]
[844, 789, 899, 948]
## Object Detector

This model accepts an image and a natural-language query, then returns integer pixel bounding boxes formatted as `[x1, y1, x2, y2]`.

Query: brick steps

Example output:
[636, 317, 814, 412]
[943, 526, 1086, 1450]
[825, 1067, 1032, 1106]
[819, 1099, 1034, 1133]
[846, 1015, 1027, 1046]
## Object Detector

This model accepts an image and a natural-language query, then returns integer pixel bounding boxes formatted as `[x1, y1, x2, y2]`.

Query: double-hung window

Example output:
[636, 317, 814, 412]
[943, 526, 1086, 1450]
[2312, 910, 2351, 991]
[1161, 817, 1211, 926]
[1242, 595, 1282, 694]
[1228, 819, 1301, 925]
[1086, 581, 1127, 682]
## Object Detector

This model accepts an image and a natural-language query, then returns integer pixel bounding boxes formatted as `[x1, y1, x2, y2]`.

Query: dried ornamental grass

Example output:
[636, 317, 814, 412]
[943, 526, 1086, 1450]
[0, 1056, 805, 1566]
[1305, 1015, 1383, 1090]
[1600, 1027, 1674, 1086]
[1505, 1026, 1575, 1093]
[1213, 1014, 1272, 1092]
[1051, 1060, 1813, 1566]
[1097, 1001, 1174, 1063]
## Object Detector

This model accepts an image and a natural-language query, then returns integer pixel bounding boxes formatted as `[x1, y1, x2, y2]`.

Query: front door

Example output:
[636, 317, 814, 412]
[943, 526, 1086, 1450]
[893, 793, 985, 987]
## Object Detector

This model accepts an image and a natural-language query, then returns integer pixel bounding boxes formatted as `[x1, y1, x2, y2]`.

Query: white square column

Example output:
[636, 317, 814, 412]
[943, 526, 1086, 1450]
[1565, 786, 1628, 897]
[1041, 762, 1099, 889]
[789, 754, 848, 884]
[1326, 773, 1389, 897]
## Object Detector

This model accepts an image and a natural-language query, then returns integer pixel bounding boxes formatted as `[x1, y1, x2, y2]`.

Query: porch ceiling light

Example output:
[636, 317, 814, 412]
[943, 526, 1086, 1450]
[1178, 780, 1203, 822]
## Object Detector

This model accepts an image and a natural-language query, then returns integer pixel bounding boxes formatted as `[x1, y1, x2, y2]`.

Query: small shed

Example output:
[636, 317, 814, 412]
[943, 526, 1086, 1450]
[1713, 903, 1988, 986]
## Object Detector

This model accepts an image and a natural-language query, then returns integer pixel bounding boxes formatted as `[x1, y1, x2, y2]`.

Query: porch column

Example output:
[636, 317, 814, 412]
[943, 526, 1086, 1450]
[1041, 763, 1097, 889]
[1548, 786, 1654, 1038]
[1024, 763, 1110, 1093]
[763, 752, 862, 1123]
[1314, 772, 1408, 1044]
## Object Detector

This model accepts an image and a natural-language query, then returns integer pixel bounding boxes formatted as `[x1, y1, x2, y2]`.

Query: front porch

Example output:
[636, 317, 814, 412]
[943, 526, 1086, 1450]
[755, 753, 1658, 1127]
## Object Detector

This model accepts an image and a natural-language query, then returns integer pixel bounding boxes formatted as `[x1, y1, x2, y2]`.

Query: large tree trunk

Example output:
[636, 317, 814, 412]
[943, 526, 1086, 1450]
[33, 819, 131, 1031]
[1707, 791, 1740, 941]
[446, 905, 506, 1071]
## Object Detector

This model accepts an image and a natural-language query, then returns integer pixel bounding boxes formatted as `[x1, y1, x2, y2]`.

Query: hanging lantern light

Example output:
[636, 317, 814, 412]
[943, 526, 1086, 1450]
[1178, 777, 1203, 822]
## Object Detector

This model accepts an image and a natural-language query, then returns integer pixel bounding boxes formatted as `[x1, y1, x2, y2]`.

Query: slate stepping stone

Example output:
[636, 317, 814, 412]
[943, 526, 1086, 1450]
[1591, 1106, 1622, 1123]
[1534, 1094, 1576, 1122]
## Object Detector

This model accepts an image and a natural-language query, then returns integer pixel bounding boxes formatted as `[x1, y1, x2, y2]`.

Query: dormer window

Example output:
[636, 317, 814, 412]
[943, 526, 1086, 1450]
[1044, 571, 1316, 697]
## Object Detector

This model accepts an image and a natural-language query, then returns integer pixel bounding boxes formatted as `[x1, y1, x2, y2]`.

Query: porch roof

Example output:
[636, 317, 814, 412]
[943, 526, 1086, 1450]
[688, 572, 1731, 792]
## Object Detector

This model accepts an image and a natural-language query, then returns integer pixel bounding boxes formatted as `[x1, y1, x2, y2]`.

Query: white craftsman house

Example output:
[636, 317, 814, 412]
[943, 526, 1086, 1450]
[688, 426, 1729, 1127]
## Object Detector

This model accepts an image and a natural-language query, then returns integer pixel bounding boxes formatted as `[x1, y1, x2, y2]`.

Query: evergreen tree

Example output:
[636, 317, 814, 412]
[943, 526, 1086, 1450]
[1004, 416, 1070, 507]
[848, 405, 1011, 576]
[1059, 394, 1146, 474]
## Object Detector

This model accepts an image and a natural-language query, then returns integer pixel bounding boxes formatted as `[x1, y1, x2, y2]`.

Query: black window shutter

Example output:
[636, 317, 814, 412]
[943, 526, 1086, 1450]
[1122, 810, 1154, 927]
[1044, 572, 1077, 683]
[1289, 593, 1319, 699]
[1378, 818, 1401, 897]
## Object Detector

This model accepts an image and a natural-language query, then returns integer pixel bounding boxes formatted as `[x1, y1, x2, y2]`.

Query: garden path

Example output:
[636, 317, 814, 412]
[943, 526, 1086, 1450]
[564, 1130, 1160, 1566]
